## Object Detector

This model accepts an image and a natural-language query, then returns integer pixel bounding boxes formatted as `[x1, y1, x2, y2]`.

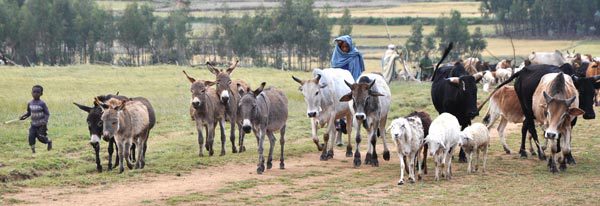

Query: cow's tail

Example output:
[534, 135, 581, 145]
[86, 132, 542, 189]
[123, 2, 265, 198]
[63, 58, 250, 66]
[431, 42, 453, 81]
[477, 68, 524, 113]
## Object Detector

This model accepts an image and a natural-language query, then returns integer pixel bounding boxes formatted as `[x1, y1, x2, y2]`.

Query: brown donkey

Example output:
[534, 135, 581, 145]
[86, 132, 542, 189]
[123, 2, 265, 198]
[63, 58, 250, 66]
[183, 70, 228, 157]
[207, 60, 250, 153]
[238, 82, 288, 174]
[98, 97, 155, 173]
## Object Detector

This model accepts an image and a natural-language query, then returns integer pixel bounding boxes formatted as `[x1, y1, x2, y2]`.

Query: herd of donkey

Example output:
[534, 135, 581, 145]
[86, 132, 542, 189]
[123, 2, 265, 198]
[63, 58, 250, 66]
[71, 43, 600, 185]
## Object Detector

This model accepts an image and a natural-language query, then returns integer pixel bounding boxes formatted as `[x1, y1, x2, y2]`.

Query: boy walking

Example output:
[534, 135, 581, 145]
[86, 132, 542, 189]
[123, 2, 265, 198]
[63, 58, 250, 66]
[20, 85, 52, 153]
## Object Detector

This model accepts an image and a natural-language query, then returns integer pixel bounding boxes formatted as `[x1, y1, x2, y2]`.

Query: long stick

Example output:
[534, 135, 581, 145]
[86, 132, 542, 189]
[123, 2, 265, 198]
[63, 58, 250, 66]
[4, 119, 20, 124]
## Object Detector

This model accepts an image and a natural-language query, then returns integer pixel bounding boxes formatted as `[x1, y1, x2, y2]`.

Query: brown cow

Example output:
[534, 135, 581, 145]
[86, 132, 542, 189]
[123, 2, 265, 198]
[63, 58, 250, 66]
[532, 73, 584, 173]
[207, 60, 250, 153]
[483, 86, 537, 155]
[586, 60, 600, 106]
[183, 70, 228, 157]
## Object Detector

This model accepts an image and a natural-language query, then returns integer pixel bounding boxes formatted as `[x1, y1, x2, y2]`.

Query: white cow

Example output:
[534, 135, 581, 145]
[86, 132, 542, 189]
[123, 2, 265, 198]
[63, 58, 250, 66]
[292, 68, 355, 160]
[528, 51, 566, 66]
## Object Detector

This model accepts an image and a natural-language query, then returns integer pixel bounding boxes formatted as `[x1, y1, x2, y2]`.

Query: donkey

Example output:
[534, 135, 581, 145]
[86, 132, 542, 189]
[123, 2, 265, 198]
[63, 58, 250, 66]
[74, 93, 138, 172]
[207, 60, 250, 153]
[98, 97, 155, 173]
[183, 70, 228, 157]
[238, 82, 288, 174]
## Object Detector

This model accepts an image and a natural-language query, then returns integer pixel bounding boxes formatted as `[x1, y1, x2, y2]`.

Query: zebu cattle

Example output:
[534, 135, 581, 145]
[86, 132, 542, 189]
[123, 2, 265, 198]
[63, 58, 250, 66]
[340, 73, 392, 167]
[585, 60, 600, 106]
[464, 57, 479, 75]
[292, 68, 354, 160]
[98, 97, 155, 173]
[206, 61, 250, 153]
[431, 43, 482, 163]
[495, 59, 512, 70]
[183, 71, 228, 157]
[493, 64, 599, 162]
[528, 51, 566, 66]
[425, 113, 462, 181]
[532, 73, 584, 172]
[238, 83, 288, 174]
[74, 93, 140, 172]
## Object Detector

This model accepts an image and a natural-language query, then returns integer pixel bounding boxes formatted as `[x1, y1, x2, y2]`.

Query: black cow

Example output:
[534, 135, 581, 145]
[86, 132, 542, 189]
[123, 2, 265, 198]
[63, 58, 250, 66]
[493, 63, 600, 162]
[74, 94, 137, 172]
[431, 43, 482, 163]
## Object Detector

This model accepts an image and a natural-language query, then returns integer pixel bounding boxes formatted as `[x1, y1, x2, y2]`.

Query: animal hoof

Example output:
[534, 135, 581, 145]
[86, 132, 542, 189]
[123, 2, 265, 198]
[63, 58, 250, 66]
[519, 150, 528, 159]
[267, 161, 273, 169]
[327, 150, 334, 160]
[127, 163, 133, 170]
[119, 168, 124, 174]
[318, 143, 325, 151]
[280, 162, 285, 169]
[383, 151, 390, 161]
[364, 153, 372, 165]
[320, 153, 328, 161]
[240, 146, 246, 152]
[198, 153, 204, 157]
[418, 175, 422, 180]
[458, 157, 467, 163]
[397, 180, 404, 185]
[97, 166, 103, 173]
[209, 150, 214, 156]
[503, 148, 511, 154]
[346, 150, 353, 157]
[108, 164, 113, 171]
[257, 165, 265, 174]
[232, 147, 238, 154]
[559, 163, 567, 172]
[371, 158, 379, 167]
[565, 154, 576, 165]
[353, 157, 362, 168]
[336, 142, 344, 147]
[220, 151, 226, 156]
[409, 178, 415, 184]
[538, 153, 546, 161]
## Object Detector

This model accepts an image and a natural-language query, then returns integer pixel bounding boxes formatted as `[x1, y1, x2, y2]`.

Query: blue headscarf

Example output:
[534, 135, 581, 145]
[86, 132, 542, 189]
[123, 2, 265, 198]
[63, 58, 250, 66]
[331, 35, 365, 80]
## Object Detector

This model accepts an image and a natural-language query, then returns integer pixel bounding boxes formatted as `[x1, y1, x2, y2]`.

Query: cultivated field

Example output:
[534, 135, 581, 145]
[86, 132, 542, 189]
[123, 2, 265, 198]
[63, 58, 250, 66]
[328, 1, 482, 18]
[1, 66, 600, 205]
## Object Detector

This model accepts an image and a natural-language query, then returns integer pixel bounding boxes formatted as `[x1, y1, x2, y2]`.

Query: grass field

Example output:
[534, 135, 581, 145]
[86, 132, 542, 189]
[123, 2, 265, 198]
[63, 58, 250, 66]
[332, 24, 496, 37]
[328, 1, 482, 18]
[1, 66, 600, 205]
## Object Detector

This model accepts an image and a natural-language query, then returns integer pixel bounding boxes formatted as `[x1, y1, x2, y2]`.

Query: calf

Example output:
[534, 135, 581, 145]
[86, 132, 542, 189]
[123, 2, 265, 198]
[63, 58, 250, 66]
[292, 68, 354, 160]
[584, 61, 600, 106]
[459, 123, 490, 173]
[207, 61, 250, 153]
[425, 113, 462, 181]
[238, 83, 288, 174]
[98, 97, 155, 173]
[340, 73, 392, 167]
[183, 71, 227, 157]
[533, 73, 584, 173]
[388, 115, 424, 185]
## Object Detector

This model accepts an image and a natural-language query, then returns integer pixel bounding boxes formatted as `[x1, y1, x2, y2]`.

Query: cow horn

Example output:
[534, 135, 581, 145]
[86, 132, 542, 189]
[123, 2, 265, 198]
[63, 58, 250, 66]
[291, 75, 303, 84]
[368, 79, 376, 89]
[543, 91, 553, 104]
[565, 96, 576, 106]
[344, 80, 353, 89]
[593, 75, 600, 81]
[315, 74, 322, 82]
[571, 75, 579, 82]
[446, 77, 460, 84]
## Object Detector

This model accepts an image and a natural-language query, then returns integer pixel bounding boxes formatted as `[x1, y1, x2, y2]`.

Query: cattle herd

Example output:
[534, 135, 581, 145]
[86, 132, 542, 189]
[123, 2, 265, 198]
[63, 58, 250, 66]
[71, 42, 600, 185]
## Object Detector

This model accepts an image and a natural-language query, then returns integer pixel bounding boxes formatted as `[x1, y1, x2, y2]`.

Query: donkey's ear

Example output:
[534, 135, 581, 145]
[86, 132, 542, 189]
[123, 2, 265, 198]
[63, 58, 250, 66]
[226, 60, 239, 74]
[94, 97, 108, 110]
[182, 70, 196, 83]
[116, 99, 128, 111]
[253, 82, 266, 96]
[205, 80, 216, 87]
[339, 92, 353, 102]
[73, 102, 92, 113]
[206, 62, 219, 75]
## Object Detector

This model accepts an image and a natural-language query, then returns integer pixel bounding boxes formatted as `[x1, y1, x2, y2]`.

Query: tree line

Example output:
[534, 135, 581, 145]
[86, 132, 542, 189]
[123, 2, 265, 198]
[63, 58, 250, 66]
[481, 0, 600, 37]
[0, 0, 190, 66]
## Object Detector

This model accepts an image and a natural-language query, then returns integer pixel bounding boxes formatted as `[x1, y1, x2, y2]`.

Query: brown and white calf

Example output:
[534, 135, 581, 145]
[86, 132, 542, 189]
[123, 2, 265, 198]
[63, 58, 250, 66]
[238, 82, 288, 174]
[183, 70, 228, 157]
[207, 60, 250, 153]
[340, 73, 391, 168]
[483, 86, 531, 154]
[98, 97, 155, 173]
[532, 73, 584, 173]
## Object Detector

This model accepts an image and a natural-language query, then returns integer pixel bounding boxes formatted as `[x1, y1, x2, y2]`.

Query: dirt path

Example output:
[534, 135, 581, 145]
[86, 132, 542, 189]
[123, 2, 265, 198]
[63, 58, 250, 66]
[6, 146, 380, 205]
[7, 122, 525, 206]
